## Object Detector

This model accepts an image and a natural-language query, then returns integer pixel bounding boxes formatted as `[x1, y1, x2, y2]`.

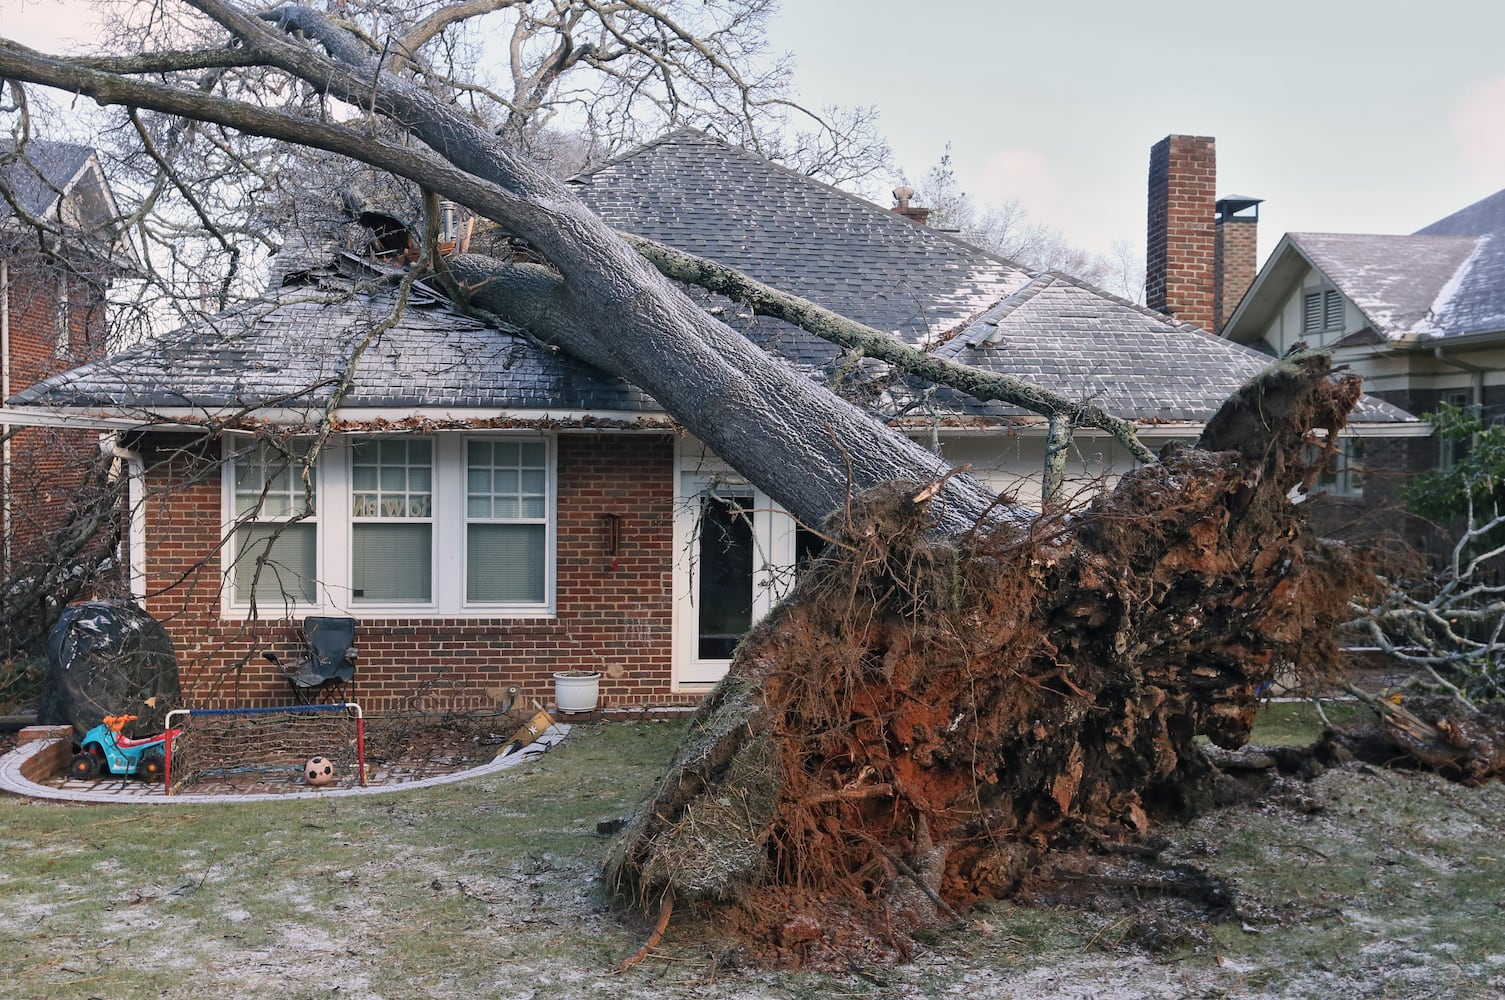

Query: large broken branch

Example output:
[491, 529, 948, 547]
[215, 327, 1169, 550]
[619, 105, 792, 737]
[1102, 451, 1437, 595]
[0, 15, 1009, 531]
[623, 234, 1156, 464]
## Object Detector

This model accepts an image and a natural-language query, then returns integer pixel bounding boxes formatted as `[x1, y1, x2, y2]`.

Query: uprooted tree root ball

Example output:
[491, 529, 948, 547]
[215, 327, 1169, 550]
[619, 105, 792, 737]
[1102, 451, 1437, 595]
[604, 350, 1376, 966]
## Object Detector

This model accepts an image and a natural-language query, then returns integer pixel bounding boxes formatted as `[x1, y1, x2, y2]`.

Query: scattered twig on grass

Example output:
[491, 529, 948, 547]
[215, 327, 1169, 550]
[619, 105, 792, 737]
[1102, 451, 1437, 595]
[1271, 842, 1330, 861]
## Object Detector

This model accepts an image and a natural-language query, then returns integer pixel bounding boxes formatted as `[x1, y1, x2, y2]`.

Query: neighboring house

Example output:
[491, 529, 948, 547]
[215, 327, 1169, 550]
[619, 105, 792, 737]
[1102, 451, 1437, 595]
[0, 139, 135, 596]
[1221, 183, 1505, 511]
[8, 130, 1416, 711]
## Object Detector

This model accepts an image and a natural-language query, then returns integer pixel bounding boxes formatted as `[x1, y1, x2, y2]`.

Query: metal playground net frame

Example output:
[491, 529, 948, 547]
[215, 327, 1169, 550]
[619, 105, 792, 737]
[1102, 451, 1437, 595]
[163, 703, 367, 794]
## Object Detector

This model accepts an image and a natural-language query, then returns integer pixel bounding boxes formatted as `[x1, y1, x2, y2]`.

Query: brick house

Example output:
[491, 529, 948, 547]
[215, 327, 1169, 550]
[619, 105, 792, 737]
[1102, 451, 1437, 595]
[10, 130, 1415, 712]
[0, 140, 135, 622]
[1217, 179, 1505, 522]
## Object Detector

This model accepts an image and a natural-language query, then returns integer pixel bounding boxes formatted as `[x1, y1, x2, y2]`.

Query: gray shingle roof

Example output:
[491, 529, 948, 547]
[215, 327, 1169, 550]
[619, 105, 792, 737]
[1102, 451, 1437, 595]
[0, 139, 93, 221]
[1288, 232, 1484, 337]
[12, 129, 1412, 429]
[1416, 186, 1505, 237]
[1278, 227, 1505, 341]
[570, 129, 1031, 366]
[11, 267, 653, 414]
[934, 272, 1410, 423]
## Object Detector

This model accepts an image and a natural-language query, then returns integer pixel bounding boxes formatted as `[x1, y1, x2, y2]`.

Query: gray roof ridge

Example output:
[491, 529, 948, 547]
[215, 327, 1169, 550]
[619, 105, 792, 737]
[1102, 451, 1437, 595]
[1415, 184, 1505, 236]
[566, 126, 715, 182]
[1289, 230, 1480, 245]
[974, 273, 1054, 325]
[570, 128, 1037, 273]
[1030, 267, 1217, 335]
[931, 275, 1054, 359]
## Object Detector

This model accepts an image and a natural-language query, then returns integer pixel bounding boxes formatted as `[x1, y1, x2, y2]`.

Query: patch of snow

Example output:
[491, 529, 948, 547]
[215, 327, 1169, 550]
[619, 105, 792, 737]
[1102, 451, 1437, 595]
[1416, 238, 1486, 336]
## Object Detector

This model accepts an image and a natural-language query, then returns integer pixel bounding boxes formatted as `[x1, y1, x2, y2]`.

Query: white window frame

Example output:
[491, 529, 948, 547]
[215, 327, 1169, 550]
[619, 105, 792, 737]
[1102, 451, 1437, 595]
[1440, 389, 1474, 472]
[348, 436, 436, 607]
[224, 438, 319, 612]
[1306, 434, 1364, 498]
[461, 436, 552, 609]
[222, 432, 556, 619]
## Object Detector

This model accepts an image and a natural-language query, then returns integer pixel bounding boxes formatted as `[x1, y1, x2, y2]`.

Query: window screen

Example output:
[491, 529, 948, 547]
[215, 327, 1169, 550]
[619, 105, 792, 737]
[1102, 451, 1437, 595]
[232, 441, 316, 604]
[465, 439, 547, 603]
[351, 438, 432, 602]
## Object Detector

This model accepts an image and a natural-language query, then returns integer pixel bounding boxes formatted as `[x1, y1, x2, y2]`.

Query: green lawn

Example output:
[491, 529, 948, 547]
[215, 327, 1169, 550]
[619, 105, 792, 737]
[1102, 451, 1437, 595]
[2, 710, 1503, 999]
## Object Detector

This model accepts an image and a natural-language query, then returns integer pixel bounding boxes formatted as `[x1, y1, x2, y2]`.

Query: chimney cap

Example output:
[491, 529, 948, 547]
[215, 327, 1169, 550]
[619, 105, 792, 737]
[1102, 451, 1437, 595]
[1215, 195, 1263, 221]
[893, 185, 916, 209]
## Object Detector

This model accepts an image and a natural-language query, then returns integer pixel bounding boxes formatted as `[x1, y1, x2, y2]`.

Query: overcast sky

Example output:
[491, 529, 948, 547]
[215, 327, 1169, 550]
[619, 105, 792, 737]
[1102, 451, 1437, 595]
[7, 0, 1504, 266]
[769, 0, 1505, 262]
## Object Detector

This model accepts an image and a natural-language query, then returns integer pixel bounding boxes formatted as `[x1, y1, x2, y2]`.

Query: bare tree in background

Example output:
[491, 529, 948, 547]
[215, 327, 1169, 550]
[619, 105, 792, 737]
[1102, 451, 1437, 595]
[911, 144, 1146, 302]
[52, 0, 892, 322]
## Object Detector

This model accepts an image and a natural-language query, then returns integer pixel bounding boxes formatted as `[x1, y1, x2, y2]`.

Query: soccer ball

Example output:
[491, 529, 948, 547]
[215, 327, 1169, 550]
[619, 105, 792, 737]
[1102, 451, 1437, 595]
[304, 756, 336, 786]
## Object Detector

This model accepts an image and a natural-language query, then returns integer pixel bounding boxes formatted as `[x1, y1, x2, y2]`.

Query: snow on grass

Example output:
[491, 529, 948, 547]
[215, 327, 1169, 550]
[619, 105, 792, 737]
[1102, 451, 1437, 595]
[4, 722, 1505, 997]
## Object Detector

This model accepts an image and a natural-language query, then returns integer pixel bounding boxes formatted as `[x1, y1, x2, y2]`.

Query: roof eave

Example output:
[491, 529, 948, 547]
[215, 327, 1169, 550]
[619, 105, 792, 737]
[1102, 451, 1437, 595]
[1221, 234, 1301, 342]
[3, 402, 676, 432]
[1389, 326, 1505, 352]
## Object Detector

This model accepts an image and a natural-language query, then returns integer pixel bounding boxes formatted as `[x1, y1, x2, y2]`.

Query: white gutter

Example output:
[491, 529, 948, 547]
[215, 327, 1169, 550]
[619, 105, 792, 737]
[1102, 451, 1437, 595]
[100, 433, 147, 602]
[1432, 345, 1491, 411]
[0, 407, 170, 430]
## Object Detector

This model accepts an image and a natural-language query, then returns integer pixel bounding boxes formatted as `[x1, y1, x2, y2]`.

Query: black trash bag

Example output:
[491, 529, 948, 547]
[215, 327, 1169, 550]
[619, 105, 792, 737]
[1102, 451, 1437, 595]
[36, 601, 180, 736]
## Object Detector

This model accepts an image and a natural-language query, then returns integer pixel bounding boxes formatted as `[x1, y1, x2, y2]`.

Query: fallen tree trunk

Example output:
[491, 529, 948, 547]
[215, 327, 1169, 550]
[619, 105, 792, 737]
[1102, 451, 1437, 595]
[603, 349, 1374, 965]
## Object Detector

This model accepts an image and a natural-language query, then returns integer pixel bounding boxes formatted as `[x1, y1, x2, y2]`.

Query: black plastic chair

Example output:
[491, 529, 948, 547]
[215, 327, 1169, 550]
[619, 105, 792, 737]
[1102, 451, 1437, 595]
[267, 617, 357, 704]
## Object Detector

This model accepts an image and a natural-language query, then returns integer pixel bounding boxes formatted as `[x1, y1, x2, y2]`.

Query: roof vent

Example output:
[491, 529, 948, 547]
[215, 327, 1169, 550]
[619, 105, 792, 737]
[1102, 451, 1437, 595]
[891, 185, 931, 227]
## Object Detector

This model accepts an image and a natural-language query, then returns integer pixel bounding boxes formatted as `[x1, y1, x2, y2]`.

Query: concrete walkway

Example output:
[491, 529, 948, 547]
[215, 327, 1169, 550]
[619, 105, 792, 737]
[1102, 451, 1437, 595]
[0, 724, 570, 805]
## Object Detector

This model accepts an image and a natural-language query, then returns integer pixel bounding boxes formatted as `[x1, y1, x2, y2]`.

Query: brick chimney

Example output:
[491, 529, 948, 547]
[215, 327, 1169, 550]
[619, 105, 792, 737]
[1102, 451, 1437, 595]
[1145, 135, 1216, 331]
[1214, 195, 1262, 331]
[891, 185, 931, 227]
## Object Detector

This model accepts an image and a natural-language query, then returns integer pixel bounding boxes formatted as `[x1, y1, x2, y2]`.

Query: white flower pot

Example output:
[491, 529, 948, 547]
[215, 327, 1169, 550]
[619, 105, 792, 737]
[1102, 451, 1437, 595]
[553, 671, 601, 714]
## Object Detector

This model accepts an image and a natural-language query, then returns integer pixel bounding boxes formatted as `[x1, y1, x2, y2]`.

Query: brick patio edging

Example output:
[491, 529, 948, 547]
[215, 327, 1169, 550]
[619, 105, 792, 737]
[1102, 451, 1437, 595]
[0, 725, 570, 805]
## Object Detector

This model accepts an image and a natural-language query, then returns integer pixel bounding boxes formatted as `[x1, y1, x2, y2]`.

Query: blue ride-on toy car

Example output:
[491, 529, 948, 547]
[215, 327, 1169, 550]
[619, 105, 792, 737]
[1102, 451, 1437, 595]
[70, 714, 182, 782]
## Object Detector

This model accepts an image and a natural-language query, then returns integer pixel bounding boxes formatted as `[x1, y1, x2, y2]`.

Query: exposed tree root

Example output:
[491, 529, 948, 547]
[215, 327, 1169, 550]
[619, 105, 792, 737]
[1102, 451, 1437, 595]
[604, 349, 1376, 965]
[611, 894, 674, 974]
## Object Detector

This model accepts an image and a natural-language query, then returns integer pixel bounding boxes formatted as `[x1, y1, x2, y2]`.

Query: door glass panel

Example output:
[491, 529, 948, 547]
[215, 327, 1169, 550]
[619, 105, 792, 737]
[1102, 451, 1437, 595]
[698, 493, 754, 659]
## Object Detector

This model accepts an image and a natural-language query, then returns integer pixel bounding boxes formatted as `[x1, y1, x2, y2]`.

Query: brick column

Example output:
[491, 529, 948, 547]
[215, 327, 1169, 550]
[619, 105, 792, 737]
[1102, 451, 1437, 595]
[1146, 135, 1216, 332]
[1214, 214, 1258, 331]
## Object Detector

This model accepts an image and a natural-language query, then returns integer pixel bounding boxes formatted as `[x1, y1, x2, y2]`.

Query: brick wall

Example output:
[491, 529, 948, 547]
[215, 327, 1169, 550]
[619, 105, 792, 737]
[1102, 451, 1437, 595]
[1214, 216, 1258, 332]
[138, 432, 693, 713]
[1146, 135, 1216, 333]
[3, 250, 116, 581]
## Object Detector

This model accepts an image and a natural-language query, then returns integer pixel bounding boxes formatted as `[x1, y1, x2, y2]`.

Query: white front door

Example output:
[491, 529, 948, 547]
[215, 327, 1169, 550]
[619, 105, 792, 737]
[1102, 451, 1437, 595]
[672, 472, 798, 690]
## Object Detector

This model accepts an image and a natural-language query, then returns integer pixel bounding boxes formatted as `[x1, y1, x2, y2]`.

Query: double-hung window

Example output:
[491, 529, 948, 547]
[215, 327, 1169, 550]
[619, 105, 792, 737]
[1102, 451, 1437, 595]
[1309, 436, 1365, 497]
[351, 438, 433, 603]
[231, 441, 317, 606]
[226, 433, 553, 615]
[465, 440, 548, 604]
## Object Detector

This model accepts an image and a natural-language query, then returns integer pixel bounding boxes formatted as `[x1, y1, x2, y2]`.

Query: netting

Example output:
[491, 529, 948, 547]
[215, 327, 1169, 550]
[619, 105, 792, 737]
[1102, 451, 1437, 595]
[166, 703, 366, 794]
